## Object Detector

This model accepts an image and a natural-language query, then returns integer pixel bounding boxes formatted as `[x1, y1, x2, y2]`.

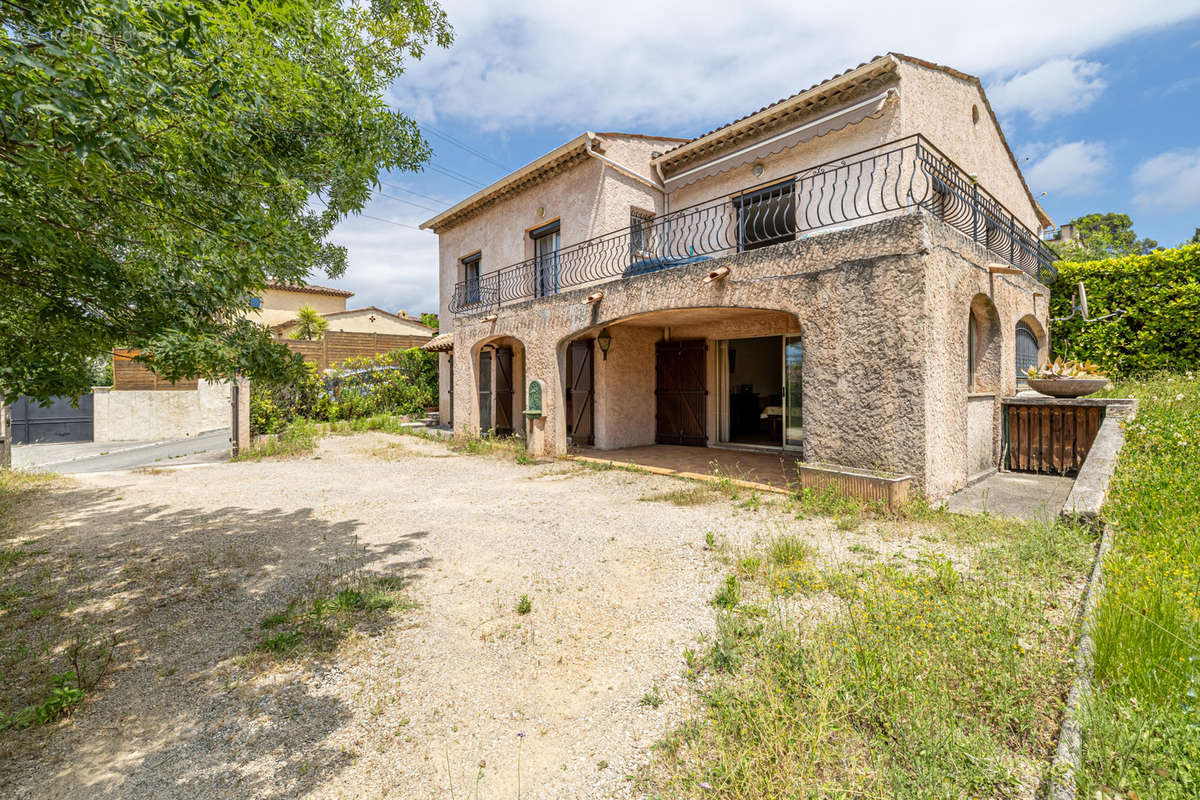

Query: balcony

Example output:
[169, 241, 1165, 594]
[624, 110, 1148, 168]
[449, 135, 1057, 315]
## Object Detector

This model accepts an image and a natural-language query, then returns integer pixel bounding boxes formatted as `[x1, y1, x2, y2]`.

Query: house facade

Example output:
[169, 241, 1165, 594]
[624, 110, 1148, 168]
[251, 282, 355, 328]
[272, 306, 434, 338]
[421, 54, 1056, 498]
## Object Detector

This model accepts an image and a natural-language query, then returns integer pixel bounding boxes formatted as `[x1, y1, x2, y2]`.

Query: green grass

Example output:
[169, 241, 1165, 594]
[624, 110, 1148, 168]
[234, 418, 321, 460]
[251, 565, 416, 660]
[1078, 373, 1200, 800]
[641, 484, 720, 506]
[646, 512, 1094, 797]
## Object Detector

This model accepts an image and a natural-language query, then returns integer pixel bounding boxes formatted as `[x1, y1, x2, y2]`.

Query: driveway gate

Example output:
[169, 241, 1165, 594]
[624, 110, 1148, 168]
[10, 395, 94, 445]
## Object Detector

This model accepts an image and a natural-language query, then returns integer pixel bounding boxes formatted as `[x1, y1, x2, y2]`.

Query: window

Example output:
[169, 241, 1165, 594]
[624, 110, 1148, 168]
[734, 180, 796, 252]
[461, 252, 481, 305]
[1015, 321, 1039, 386]
[630, 209, 654, 258]
[530, 220, 560, 297]
[249, 297, 262, 309]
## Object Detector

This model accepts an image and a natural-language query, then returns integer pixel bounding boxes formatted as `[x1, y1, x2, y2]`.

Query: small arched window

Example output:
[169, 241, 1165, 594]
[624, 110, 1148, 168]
[1015, 321, 1039, 386]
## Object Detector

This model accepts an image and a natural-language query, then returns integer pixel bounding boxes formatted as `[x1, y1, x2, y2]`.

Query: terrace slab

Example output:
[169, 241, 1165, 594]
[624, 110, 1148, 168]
[942, 471, 1076, 521]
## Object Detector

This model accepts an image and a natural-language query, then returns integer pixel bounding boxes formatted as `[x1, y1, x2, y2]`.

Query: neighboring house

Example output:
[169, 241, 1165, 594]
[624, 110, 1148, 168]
[272, 306, 435, 338]
[250, 282, 355, 328]
[421, 53, 1057, 498]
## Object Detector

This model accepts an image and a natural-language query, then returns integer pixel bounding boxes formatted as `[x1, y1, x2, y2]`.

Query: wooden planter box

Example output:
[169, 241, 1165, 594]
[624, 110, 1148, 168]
[796, 462, 912, 510]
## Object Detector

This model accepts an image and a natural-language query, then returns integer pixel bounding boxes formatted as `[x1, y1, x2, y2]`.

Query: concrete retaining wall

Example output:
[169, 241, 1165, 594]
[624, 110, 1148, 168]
[93, 381, 231, 442]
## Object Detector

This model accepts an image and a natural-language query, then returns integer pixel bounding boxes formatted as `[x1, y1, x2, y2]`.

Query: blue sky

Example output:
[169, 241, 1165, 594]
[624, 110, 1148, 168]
[326, 1, 1200, 316]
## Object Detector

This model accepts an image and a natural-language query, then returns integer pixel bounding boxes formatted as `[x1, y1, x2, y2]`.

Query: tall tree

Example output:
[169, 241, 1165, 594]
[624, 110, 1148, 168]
[289, 305, 328, 341]
[0, 1, 451, 402]
[1187, 228, 1200, 245]
[1049, 213, 1159, 261]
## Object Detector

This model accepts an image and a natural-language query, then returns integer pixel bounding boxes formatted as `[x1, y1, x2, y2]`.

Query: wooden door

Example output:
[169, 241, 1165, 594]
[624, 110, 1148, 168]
[566, 339, 594, 446]
[494, 347, 514, 436]
[478, 350, 492, 433]
[656, 340, 707, 446]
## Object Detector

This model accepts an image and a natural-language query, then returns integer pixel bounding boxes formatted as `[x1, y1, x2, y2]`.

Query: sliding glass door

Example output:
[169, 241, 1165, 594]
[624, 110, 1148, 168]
[784, 335, 803, 449]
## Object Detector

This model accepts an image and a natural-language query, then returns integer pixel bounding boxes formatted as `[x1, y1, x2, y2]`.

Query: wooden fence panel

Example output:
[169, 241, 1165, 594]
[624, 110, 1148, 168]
[112, 350, 199, 391]
[1004, 401, 1103, 475]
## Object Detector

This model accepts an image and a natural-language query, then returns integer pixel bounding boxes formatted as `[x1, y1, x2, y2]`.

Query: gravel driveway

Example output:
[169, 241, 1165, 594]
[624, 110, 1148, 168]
[4, 432, 824, 799]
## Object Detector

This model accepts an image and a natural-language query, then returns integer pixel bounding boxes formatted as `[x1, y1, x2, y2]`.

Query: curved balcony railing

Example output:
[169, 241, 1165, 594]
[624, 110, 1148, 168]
[449, 135, 1057, 314]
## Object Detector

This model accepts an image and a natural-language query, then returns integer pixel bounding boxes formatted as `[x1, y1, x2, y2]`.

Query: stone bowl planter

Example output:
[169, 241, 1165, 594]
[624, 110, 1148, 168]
[1026, 377, 1109, 398]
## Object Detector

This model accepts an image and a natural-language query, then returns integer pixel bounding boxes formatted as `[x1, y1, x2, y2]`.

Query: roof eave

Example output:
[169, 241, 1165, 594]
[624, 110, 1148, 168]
[420, 133, 593, 232]
[654, 55, 899, 174]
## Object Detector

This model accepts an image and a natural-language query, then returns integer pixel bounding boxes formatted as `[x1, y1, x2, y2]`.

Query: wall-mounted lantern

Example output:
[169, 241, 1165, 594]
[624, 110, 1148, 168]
[596, 328, 612, 361]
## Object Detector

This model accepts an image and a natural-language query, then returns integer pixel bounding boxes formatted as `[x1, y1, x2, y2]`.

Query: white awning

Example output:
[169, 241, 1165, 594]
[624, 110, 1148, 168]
[663, 89, 897, 192]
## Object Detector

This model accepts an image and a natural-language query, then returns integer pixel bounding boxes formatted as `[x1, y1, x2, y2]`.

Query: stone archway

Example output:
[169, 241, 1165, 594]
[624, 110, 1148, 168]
[469, 335, 527, 437]
[555, 307, 804, 452]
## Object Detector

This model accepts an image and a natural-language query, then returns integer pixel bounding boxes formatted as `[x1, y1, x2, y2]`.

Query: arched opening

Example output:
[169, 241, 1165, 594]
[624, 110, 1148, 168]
[966, 294, 1001, 478]
[1014, 315, 1045, 388]
[472, 335, 526, 437]
[967, 294, 1001, 393]
[557, 306, 803, 454]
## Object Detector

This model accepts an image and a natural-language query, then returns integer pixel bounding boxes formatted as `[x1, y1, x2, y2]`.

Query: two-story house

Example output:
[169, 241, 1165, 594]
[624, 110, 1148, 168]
[421, 53, 1057, 498]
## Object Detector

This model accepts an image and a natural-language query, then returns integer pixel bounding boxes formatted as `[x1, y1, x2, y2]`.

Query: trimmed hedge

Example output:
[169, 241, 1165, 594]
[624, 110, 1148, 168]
[1050, 244, 1200, 377]
[250, 347, 437, 435]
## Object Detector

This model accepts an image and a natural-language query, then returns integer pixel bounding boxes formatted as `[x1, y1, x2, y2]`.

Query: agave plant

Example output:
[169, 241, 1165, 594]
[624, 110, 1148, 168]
[1026, 357, 1106, 380]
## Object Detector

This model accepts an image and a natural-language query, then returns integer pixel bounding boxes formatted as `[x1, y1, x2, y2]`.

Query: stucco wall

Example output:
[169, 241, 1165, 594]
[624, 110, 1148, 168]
[919, 215, 1051, 497]
[254, 288, 349, 327]
[592, 326, 658, 449]
[450, 212, 1049, 497]
[282, 310, 432, 337]
[895, 61, 1042, 232]
[435, 135, 665, 324]
[93, 380, 231, 442]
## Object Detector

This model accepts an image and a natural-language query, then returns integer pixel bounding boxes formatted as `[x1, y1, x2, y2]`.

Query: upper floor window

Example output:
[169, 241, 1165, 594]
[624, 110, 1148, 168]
[735, 179, 796, 252]
[461, 252, 481, 304]
[630, 209, 655, 258]
[530, 220, 560, 297]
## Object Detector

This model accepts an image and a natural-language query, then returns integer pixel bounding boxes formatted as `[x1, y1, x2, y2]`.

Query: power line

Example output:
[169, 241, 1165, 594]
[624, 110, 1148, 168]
[379, 182, 454, 207]
[374, 190, 443, 215]
[422, 122, 513, 172]
[428, 163, 487, 190]
[357, 213, 425, 231]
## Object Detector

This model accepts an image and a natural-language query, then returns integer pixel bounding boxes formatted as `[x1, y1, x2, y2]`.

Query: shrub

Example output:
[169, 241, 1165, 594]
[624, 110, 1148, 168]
[249, 347, 437, 434]
[1050, 244, 1200, 377]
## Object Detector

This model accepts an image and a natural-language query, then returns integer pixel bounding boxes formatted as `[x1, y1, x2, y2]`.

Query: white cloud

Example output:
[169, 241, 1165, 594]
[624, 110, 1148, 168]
[1133, 147, 1200, 211]
[390, 0, 1200, 131]
[1024, 141, 1111, 197]
[337, 0, 1200, 310]
[324, 192, 441, 317]
[988, 59, 1107, 123]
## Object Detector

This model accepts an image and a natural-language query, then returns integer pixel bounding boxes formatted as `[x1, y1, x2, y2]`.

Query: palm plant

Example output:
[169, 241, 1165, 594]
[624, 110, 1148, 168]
[290, 304, 329, 341]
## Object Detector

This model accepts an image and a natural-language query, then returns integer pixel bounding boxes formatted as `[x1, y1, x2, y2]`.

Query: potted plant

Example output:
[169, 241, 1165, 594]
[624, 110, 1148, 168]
[1025, 357, 1109, 398]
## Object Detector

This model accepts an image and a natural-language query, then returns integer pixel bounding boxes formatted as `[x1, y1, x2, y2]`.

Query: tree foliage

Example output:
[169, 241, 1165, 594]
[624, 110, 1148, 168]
[289, 304, 328, 341]
[1050, 244, 1200, 377]
[0, 0, 451, 402]
[1049, 213, 1159, 261]
[419, 312, 439, 330]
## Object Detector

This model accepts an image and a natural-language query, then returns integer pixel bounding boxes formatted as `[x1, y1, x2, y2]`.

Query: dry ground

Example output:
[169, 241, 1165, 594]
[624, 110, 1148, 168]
[1, 433, 989, 799]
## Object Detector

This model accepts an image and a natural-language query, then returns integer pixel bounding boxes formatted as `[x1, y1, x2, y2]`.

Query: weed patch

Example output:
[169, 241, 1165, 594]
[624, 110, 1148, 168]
[646, 507, 1094, 797]
[250, 543, 416, 661]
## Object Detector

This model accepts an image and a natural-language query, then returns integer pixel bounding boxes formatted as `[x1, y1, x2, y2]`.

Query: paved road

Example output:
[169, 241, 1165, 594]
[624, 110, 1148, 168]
[13, 428, 231, 473]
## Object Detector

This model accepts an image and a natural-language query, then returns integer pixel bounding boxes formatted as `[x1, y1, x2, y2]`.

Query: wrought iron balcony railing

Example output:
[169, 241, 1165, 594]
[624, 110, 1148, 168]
[449, 135, 1057, 315]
